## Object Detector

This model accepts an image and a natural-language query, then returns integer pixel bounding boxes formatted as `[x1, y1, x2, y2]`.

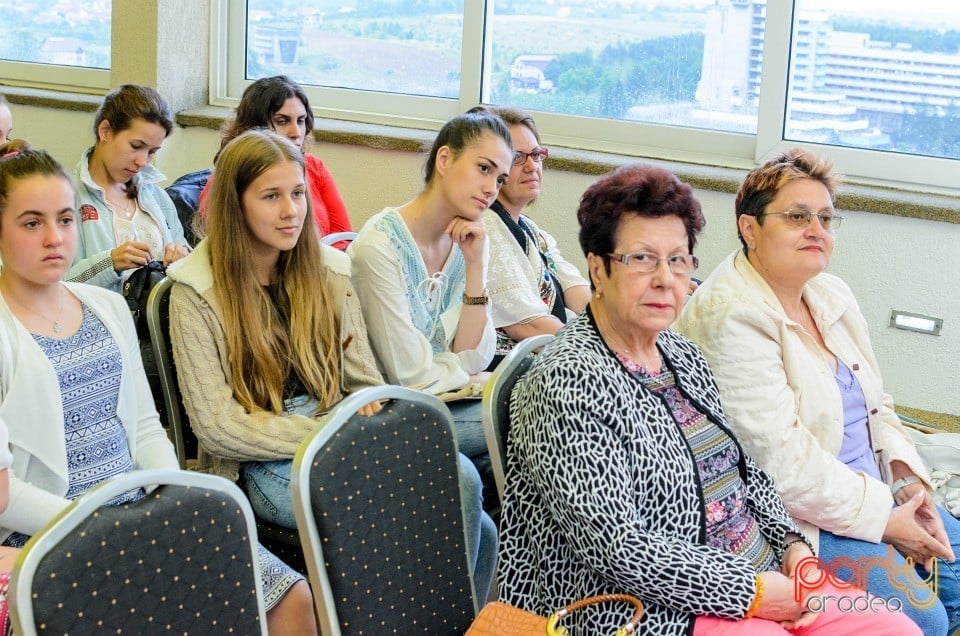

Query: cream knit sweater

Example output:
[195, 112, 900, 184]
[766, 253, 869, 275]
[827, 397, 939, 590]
[166, 240, 382, 482]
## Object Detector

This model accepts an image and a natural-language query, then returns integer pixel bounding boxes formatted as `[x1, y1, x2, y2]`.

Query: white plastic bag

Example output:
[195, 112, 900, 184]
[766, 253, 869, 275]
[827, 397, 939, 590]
[905, 427, 960, 517]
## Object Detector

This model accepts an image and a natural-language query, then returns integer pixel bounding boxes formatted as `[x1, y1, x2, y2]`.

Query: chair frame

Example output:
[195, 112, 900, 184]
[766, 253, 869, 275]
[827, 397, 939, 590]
[291, 385, 479, 635]
[9, 469, 268, 636]
[481, 334, 553, 502]
[146, 276, 188, 467]
[319, 231, 358, 247]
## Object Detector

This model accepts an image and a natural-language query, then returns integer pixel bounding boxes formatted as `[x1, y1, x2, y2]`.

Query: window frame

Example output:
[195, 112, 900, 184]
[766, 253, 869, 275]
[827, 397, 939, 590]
[0, 60, 109, 95]
[213, 0, 960, 193]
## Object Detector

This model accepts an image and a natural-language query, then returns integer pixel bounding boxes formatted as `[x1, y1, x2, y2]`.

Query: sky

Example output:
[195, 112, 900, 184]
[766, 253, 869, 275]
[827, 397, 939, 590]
[657, 0, 959, 29]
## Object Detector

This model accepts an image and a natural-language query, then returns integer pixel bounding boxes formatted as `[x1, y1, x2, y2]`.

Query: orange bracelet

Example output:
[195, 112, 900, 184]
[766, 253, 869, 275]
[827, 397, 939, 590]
[744, 575, 764, 619]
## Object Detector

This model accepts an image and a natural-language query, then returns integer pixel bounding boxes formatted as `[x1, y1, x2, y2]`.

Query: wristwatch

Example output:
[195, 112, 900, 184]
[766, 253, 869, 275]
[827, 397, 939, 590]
[462, 290, 489, 306]
[891, 475, 922, 495]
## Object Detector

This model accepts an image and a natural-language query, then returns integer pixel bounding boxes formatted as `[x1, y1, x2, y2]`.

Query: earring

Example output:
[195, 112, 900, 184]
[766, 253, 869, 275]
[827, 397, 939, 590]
[595, 288, 602, 300]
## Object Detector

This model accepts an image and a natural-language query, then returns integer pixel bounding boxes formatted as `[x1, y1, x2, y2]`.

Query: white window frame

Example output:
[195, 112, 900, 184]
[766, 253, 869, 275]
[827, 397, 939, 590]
[755, 2, 960, 194]
[213, 0, 960, 193]
[0, 60, 109, 94]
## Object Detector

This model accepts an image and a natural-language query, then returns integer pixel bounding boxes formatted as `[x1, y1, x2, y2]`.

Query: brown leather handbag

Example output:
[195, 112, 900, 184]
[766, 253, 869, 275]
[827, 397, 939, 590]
[466, 593, 644, 635]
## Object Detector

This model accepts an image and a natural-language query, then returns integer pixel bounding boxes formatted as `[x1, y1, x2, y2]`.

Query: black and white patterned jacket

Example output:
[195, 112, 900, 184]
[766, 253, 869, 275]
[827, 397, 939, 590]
[498, 307, 804, 635]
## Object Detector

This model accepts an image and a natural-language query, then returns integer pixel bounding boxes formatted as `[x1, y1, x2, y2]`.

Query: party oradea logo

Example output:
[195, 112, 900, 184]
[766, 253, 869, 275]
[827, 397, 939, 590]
[794, 546, 938, 614]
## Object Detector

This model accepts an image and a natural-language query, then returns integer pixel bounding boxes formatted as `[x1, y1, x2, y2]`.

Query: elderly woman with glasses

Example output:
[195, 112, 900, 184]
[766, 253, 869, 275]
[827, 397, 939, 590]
[676, 148, 960, 636]
[473, 106, 590, 366]
[498, 163, 916, 635]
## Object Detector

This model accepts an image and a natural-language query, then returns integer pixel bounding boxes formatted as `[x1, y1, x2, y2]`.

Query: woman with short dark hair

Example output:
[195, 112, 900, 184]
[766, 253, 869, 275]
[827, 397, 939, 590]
[480, 106, 589, 366]
[499, 163, 918, 635]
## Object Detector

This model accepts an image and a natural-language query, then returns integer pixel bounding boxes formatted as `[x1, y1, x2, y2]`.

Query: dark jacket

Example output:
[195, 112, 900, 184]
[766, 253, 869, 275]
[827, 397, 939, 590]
[498, 307, 803, 635]
[165, 168, 212, 247]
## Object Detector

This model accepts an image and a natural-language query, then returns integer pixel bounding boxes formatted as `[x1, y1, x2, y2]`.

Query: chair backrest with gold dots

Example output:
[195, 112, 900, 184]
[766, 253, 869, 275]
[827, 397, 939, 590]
[291, 385, 478, 636]
[9, 469, 267, 636]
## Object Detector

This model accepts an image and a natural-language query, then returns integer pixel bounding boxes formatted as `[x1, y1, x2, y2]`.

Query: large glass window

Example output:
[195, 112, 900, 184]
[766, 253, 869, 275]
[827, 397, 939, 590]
[486, 4, 748, 132]
[0, 0, 110, 90]
[246, 1, 464, 98]
[216, 0, 960, 191]
[243, 1, 763, 135]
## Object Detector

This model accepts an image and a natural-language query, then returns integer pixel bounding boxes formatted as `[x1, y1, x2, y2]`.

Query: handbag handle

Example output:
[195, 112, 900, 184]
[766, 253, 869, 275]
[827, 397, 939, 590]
[546, 593, 644, 635]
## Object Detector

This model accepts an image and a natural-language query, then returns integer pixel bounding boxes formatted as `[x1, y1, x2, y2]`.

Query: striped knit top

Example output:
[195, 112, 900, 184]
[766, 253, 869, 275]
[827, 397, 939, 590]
[620, 354, 776, 573]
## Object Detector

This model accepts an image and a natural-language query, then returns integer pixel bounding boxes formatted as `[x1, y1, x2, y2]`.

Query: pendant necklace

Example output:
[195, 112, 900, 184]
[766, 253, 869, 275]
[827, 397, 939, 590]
[5, 284, 66, 334]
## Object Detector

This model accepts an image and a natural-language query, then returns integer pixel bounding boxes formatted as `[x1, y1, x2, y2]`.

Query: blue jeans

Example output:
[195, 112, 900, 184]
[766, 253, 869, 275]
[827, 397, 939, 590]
[818, 504, 960, 636]
[448, 399, 497, 512]
[239, 394, 315, 529]
[458, 454, 498, 605]
[240, 459, 299, 529]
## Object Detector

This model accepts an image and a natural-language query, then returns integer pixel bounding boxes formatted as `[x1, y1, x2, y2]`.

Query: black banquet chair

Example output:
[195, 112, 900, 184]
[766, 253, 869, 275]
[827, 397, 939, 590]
[8, 469, 267, 636]
[291, 385, 480, 635]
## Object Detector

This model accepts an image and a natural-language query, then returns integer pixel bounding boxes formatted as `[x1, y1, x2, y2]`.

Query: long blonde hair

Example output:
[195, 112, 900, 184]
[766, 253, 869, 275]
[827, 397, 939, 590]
[206, 129, 341, 415]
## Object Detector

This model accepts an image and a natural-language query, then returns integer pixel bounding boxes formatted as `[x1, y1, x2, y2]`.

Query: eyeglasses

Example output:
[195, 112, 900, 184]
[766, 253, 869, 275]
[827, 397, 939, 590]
[757, 209, 843, 230]
[607, 252, 699, 275]
[513, 147, 549, 166]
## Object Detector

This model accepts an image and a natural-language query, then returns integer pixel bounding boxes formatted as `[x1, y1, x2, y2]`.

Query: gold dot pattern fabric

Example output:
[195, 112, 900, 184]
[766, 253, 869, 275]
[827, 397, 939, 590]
[308, 398, 476, 634]
[28, 485, 262, 635]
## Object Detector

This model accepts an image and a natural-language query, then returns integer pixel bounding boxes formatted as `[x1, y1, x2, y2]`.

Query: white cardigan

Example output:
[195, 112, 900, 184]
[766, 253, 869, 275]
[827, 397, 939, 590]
[0, 283, 179, 541]
[676, 251, 929, 552]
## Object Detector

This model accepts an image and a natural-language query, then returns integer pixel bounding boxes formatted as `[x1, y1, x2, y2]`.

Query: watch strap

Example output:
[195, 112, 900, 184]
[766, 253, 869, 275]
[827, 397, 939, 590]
[891, 475, 922, 495]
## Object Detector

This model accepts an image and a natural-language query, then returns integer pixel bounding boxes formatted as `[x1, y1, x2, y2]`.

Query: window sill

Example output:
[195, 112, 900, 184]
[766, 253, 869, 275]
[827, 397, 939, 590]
[2, 85, 102, 113]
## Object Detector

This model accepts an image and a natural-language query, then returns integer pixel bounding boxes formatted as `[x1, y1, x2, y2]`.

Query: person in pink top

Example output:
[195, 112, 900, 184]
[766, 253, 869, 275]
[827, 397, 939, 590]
[199, 76, 351, 238]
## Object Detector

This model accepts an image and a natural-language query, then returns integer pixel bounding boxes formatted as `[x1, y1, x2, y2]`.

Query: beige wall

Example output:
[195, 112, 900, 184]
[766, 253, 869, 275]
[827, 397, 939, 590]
[8, 101, 960, 417]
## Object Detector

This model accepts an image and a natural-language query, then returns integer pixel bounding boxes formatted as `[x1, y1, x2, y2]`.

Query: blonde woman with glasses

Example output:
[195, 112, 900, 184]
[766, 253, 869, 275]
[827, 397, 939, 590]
[677, 148, 960, 635]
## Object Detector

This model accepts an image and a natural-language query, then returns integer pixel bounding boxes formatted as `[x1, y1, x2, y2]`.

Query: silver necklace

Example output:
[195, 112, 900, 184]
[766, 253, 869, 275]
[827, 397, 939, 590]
[111, 196, 136, 220]
[621, 347, 663, 373]
[5, 285, 66, 333]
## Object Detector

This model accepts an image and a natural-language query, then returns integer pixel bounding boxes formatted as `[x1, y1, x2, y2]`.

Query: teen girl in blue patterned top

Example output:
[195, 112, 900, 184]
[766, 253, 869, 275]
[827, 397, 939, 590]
[0, 144, 315, 634]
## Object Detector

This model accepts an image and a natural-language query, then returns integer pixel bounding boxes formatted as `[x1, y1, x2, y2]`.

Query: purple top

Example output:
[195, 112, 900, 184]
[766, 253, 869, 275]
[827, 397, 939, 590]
[835, 359, 882, 481]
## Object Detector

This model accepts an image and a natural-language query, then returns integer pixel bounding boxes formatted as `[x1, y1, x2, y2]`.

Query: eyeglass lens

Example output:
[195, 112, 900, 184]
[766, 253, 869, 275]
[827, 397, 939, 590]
[513, 147, 548, 165]
[784, 211, 840, 229]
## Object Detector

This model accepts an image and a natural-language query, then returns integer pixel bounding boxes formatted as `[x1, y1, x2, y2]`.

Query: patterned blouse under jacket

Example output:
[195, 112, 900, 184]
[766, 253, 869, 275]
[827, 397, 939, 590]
[498, 307, 805, 635]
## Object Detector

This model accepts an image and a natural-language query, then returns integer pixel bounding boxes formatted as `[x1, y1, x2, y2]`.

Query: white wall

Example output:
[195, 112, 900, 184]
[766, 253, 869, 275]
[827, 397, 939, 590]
[9, 102, 959, 417]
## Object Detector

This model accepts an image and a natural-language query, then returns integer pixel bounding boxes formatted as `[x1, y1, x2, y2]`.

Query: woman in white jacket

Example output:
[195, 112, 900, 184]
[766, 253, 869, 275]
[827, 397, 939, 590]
[0, 145, 315, 635]
[676, 148, 960, 635]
